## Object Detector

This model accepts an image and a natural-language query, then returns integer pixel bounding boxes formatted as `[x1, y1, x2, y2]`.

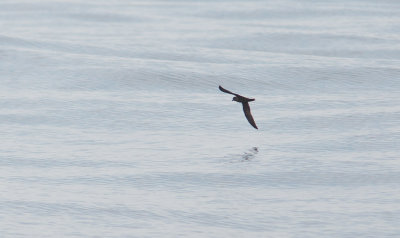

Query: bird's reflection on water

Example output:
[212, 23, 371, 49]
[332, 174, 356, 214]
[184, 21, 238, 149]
[241, 147, 259, 161]
[224, 147, 259, 163]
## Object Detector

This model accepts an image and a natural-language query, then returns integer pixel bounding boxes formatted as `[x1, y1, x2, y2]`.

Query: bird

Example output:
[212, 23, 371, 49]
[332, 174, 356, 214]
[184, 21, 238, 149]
[219, 85, 258, 129]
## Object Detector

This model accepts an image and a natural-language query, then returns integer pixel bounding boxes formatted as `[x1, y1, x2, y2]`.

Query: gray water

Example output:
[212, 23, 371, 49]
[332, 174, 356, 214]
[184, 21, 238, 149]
[1, 0, 400, 237]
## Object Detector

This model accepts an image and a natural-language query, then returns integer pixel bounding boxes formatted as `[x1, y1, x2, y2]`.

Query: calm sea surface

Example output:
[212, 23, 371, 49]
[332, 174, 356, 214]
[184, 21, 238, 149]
[1, 0, 400, 237]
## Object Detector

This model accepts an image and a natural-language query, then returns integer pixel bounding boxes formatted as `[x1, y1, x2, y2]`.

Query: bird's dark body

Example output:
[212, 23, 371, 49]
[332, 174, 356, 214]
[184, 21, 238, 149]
[232, 96, 255, 103]
[219, 85, 258, 129]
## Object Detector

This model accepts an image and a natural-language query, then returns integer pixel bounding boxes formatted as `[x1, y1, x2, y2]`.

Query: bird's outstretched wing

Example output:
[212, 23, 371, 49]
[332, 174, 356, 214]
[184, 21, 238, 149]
[242, 102, 258, 129]
[219, 85, 240, 97]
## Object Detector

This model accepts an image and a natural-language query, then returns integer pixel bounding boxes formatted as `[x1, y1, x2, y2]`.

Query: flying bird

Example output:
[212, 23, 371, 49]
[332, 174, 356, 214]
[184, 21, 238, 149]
[219, 85, 258, 129]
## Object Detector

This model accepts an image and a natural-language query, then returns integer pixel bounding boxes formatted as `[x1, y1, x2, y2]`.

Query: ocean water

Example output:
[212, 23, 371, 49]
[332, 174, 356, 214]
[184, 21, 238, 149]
[1, 0, 400, 237]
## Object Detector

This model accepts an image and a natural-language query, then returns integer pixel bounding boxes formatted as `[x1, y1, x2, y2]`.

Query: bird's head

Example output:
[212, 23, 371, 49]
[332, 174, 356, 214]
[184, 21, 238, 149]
[232, 96, 239, 102]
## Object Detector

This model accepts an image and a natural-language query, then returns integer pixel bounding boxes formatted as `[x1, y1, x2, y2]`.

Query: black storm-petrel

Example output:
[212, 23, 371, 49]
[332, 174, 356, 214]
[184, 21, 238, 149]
[219, 85, 258, 129]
